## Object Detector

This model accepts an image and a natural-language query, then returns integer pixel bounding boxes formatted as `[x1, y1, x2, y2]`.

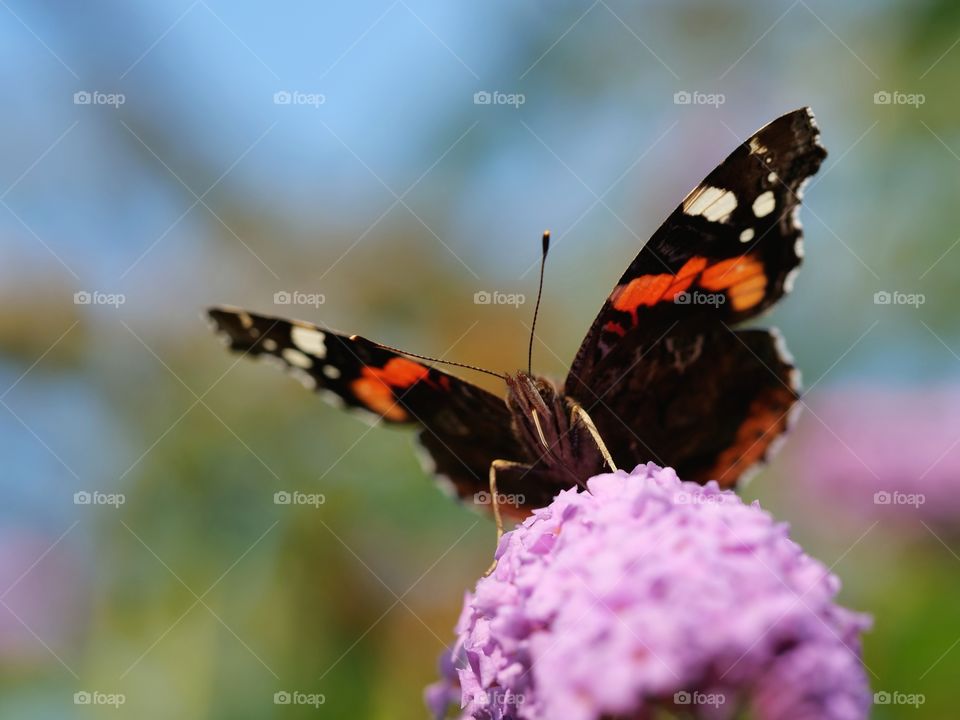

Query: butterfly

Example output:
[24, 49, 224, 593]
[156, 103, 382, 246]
[208, 108, 825, 518]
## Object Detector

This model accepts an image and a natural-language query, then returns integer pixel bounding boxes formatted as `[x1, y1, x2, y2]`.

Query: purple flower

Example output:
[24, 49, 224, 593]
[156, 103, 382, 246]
[791, 385, 960, 527]
[427, 463, 871, 720]
[0, 529, 84, 665]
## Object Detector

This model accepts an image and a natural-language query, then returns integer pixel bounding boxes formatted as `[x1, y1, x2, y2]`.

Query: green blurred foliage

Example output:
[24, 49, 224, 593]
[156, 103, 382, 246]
[3, 1, 960, 718]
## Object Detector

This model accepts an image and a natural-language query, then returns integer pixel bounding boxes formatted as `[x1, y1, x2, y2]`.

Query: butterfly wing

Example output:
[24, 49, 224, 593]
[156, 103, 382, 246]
[565, 108, 825, 486]
[576, 324, 799, 487]
[566, 107, 825, 394]
[208, 306, 524, 502]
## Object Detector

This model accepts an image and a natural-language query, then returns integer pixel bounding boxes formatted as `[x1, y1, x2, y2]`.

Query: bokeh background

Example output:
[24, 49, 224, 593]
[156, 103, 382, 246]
[2, 1, 959, 717]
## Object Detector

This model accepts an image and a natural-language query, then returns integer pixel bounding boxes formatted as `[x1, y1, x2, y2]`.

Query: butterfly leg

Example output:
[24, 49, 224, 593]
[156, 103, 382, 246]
[484, 459, 531, 576]
[570, 404, 618, 471]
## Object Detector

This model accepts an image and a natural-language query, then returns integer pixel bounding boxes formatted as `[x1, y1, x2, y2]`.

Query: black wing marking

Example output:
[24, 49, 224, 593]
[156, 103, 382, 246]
[566, 108, 825, 396]
[208, 306, 525, 501]
[578, 324, 799, 487]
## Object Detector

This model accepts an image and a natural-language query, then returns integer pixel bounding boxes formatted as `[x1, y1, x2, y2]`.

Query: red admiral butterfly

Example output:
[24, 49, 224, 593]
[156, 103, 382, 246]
[209, 108, 825, 518]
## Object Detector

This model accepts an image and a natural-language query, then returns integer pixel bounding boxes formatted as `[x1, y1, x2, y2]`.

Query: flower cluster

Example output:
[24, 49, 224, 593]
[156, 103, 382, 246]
[427, 463, 871, 719]
[793, 386, 960, 527]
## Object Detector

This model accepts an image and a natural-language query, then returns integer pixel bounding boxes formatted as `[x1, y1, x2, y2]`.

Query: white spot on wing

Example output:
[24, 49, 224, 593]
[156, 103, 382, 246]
[322, 365, 341, 380]
[289, 368, 318, 390]
[783, 266, 800, 293]
[749, 138, 769, 155]
[282, 347, 313, 369]
[767, 171, 778, 183]
[739, 228, 755, 243]
[318, 388, 345, 409]
[262, 338, 278, 352]
[790, 204, 802, 229]
[411, 437, 459, 500]
[683, 185, 738, 222]
[291, 326, 327, 358]
[752, 191, 776, 218]
[768, 326, 797, 368]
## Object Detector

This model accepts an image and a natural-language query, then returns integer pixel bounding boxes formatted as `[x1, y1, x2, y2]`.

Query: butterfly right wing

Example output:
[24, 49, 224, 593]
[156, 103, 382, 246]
[207, 306, 525, 504]
[566, 108, 825, 394]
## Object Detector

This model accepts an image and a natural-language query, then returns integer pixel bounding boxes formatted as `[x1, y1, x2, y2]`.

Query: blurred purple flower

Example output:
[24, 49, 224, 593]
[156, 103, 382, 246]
[427, 463, 871, 720]
[0, 529, 84, 666]
[794, 386, 960, 526]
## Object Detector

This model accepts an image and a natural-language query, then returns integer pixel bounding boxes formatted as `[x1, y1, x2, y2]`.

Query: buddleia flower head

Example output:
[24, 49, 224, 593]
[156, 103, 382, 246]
[427, 463, 871, 720]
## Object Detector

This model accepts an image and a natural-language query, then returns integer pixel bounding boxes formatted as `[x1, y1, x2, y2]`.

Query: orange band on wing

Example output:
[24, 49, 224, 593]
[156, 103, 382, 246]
[351, 377, 409, 421]
[699, 255, 768, 311]
[370, 357, 430, 387]
[610, 256, 710, 317]
[349, 358, 431, 421]
[665, 256, 708, 296]
[611, 274, 674, 313]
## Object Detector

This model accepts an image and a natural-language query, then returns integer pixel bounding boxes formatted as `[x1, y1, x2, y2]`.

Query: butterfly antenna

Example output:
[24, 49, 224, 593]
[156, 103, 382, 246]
[366, 340, 507, 381]
[527, 230, 550, 375]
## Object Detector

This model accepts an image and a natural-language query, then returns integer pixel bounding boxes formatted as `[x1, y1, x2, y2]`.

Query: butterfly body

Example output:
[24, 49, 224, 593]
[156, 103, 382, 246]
[502, 372, 607, 492]
[209, 108, 826, 517]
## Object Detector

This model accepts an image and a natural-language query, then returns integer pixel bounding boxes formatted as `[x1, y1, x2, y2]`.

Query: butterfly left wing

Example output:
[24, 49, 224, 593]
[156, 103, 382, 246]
[566, 108, 825, 393]
[564, 108, 825, 487]
[207, 306, 524, 502]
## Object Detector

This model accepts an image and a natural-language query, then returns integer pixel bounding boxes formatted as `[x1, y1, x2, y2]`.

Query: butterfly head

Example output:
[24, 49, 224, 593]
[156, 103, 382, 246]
[504, 372, 566, 455]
